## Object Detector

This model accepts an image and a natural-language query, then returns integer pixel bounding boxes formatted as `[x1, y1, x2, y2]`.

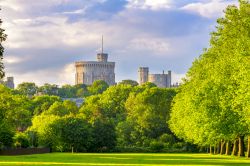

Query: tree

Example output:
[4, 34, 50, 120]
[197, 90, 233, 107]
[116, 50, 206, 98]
[0, 121, 14, 149]
[58, 84, 77, 98]
[17, 82, 38, 96]
[32, 95, 62, 115]
[90, 118, 116, 152]
[118, 87, 176, 146]
[44, 101, 70, 117]
[169, 1, 250, 157]
[55, 116, 92, 152]
[87, 80, 109, 95]
[38, 83, 59, 96]
[118, 80, 138, 87]
[0, 10, 7, 79]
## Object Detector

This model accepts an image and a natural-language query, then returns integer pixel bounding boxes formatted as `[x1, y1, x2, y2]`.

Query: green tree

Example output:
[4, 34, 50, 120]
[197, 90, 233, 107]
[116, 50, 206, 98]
[44, 101, 70, 117]
[32, 95, 62, 115]
[13, 132, 30, 148]
[169, 1, 250, 157]
[38, 83, 59, 96]
[90, 118, 116, 152]
[52, 116, 92, 152]
[0, 121, 14, 149]
[118, 87, 176, 146]
[118, 80, 138, 87]
[17, 82, 38, 96]
[87, 80, 109, 95]
[0, 10, 7, 79]
[58, 84, 77, 98]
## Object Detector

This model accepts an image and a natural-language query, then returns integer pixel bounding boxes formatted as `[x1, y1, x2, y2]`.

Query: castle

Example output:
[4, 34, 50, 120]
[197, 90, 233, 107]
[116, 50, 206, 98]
[75, 39, 115, 85]
[0, 77, 15, 89]
[138, 67, 171, 88]
[75, 37, 174, 87]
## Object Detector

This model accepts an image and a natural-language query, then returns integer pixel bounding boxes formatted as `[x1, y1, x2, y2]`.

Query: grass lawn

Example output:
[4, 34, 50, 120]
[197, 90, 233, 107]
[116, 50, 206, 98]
[0, 153, 250, 166]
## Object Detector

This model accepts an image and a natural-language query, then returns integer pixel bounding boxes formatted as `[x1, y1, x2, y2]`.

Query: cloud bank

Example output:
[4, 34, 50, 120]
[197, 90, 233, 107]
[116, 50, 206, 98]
[0, 0, 238, 86]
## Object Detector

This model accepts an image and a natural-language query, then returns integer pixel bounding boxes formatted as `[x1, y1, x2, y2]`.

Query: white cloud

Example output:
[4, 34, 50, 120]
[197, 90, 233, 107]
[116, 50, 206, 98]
[3, 56, 24, 64]
[1, 0, 214, 86]
[172, 72, 185, 84]
[181, 0, 238, 18]
[126, 0, 173, 10]
[128, 37, 170, 55]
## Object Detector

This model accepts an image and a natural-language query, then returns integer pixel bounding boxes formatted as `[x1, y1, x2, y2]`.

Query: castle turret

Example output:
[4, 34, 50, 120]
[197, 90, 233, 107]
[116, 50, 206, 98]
[6, 77, 14, 89]
[138, 67, 149, 85]
[167, 70, 171, 88]
[97, 53, 108, 62]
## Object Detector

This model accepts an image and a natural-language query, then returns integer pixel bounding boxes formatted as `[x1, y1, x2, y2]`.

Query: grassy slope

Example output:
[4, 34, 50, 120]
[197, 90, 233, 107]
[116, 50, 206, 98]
[0, 153, 250, 166]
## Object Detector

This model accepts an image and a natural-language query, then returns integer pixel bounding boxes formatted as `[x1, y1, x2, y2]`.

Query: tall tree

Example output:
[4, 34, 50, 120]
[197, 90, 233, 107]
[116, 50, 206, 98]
[0, 9, 7, 79]
[169, 1, 250, 157]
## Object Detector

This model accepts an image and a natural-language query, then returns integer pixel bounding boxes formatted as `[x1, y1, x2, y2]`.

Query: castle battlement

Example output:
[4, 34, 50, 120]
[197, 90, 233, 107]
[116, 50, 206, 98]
[75, 53, 115, 85]
[138, 67, 171, 88]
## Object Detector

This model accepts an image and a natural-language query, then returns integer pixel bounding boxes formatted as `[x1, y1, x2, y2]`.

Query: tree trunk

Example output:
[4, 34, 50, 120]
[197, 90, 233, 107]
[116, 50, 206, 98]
[247, 136, 250, 158]
[210, 146, 213, 155]
[225, 141, 231, 155]
[72, 146, 74, 153]
[238, 136, 245, 157]
[217, 142, 221, 154]
[220, 140, 225, 155]
[232, 139, 238, 156]
[214, 145, 217, 155]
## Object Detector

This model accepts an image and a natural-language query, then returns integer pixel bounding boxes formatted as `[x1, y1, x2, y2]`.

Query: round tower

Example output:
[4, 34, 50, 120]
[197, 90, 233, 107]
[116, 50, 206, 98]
[138, 67, 149, 85]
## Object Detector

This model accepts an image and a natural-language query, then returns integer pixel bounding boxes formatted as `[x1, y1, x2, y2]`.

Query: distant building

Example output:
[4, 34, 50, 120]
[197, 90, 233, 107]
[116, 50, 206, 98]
[75, 38, 115, 85]
[0, 77, 15, 89]
[138, 67, 171, 88]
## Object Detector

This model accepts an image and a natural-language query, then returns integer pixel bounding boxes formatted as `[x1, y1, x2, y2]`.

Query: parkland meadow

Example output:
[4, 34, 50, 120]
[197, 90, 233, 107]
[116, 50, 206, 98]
[1, 153, 250, 166]
[0, 153, 250, 166]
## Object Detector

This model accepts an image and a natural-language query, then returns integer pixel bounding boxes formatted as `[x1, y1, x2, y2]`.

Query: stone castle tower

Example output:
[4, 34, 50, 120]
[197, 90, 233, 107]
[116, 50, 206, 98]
[0, 77, 15, 89]
[138, 67, 171, 88]
[75, 38, 115, 85]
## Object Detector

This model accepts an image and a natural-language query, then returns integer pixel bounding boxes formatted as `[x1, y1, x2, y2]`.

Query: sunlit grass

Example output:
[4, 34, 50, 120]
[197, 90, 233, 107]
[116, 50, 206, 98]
[0, 153, 250, 166]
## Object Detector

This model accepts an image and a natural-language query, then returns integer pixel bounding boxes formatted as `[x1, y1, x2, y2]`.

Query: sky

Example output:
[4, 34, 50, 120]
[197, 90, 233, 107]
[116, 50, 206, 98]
[0, 0, 238, 86]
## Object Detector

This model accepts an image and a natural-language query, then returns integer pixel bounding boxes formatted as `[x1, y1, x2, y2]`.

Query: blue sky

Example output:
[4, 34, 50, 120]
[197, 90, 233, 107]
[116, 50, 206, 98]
[1, 0, 238, 86]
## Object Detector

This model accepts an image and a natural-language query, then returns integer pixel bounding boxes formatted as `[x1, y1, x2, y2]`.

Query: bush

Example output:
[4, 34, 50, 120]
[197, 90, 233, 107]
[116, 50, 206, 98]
[25, 130, 38, 147]
[172, 142, 186, 149]
[159, 134, 175, 145]
[13, 132, 30, 148]
[115, 146, 151, 153]
[149, 140, 164, 152]
[0, 122, 14, 149]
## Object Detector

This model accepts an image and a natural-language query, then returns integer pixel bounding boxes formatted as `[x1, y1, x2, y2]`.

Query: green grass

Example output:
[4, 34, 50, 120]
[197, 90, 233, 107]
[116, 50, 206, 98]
[0, 153, 250, 166]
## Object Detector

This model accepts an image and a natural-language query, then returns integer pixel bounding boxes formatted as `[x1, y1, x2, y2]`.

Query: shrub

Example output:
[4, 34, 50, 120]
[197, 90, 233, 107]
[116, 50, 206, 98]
[159, 134, 175, 145]
[149, 140, 164, 152]
[13, 132, 30, 148]
[0, 122, 14, 149]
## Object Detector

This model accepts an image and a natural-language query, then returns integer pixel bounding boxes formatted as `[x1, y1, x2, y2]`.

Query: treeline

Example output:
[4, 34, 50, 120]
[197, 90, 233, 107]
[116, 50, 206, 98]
[13, 80, 112, 98]
[0, 81, 191, 152]
[169, 1, 250, 157]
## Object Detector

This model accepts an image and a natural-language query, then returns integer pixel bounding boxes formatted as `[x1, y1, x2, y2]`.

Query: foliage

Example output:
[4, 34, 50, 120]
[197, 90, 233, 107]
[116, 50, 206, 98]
[16, 82, 38, 96]
[0, 9, 7, 79]
[118, 80, 138, 86]
[169, 1, 250, 154]
[118, 87, 176, 146]
[87, 80, 109, 95]
[149, 140, 164, 152]
[13, 132, 30, 148]
[90, 119, 116, 152]
[38, 84, 59, 96]
[0, 121, 14, 149]
[32, 95, 62, 115]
